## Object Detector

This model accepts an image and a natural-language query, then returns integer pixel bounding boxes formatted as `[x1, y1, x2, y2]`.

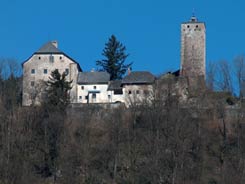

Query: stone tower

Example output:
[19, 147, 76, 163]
[180, 15, 206, 79]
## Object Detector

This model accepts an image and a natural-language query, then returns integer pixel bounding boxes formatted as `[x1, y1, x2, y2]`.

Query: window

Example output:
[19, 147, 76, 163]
[49, 55, 54, 62]
[79, 96, 82, 100]
[31, 81, 35, 86]
[31, 69, 35, 74]
[128, 90, 132, 94]
[187, 25, 190, 28]
[144, 90, 149, 95]
[114, 89, 123, 95]
[44, 69, 48, 74]
[136, 90, 140, 94]
[108, 95, 111, 100]
[196, 25, 198, 28]
[81, 86, 84, 90]
[65, 68, 69, 75]
[60, 56, 63, 60]
[93, 86, 96, 90]
[92, 93, 96, 99]
[38, 56, 41, 60]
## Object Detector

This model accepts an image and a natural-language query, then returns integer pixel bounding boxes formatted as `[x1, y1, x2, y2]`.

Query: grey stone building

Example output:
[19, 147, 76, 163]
[180, 15, 206, 79]
[122, 71, 155, 106]
[22, 41, 82, 106]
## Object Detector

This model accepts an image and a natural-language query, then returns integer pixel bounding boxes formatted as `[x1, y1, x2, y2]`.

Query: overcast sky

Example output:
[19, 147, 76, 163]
[0, 0, 245, 75]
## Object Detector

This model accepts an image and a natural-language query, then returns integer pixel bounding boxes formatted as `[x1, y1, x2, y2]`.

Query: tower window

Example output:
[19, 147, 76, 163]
[31, 81, 35, 86]
[128, 90, 132, 95]
[81, 86, 84, 90]
[60, 56, 63, 60]
[187, 25, 190, 28]
[44, 69, 48, 74]
[31, 69, 35, 74]
[196, 25, 199, 28]
[38, 56, 41, 60]
[79, 96, 82, 99]
[93, 86, 96, 90]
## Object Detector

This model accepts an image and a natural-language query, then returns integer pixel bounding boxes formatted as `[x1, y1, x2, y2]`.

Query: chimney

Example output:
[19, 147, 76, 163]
[127, 67, 131, 75]
[51, 40, 58, 48]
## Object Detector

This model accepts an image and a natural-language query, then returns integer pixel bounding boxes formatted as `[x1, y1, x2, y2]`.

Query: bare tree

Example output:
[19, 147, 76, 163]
[206, 61, 217, 91]
[233, 55, 245, 98]
[216, 60, 233, 94]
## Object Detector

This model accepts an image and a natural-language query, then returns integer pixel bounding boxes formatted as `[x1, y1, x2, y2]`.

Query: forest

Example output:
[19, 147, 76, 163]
[0, 57, 245, 184]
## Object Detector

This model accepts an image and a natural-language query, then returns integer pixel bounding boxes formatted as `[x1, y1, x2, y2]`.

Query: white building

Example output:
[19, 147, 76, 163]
[77, 71, 110, 103]
[107, 80, 124, 103]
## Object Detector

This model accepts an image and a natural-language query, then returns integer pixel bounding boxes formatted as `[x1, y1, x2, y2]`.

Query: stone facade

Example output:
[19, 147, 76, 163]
[22, 41, 81, 106]
[22, 16, 207, 107]
[180, 16, 206, 79]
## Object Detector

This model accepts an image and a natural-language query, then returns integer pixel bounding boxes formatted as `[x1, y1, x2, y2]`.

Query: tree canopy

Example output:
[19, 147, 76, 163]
[45, 69, 72, 110]
[96, 35, 132, 80]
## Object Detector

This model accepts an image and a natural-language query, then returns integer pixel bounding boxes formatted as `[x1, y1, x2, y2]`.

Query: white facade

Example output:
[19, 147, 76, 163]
[77, 84, 110, 103]
[107, 90, 124, 103]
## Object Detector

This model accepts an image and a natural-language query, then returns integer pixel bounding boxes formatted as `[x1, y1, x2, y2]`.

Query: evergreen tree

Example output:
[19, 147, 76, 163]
[96, 35, 132, 80]
[45, 69, 72, 110]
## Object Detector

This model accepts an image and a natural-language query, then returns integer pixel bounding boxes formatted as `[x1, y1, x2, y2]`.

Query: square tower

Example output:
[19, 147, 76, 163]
[180, 16, 206, 78]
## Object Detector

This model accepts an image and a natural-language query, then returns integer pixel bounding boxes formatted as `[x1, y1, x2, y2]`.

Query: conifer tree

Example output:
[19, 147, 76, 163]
[96, 35, 132, 80]
[45, 69, 72, 110]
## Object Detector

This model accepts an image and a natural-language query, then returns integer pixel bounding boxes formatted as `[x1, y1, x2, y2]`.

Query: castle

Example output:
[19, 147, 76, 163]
[22, 15, 206, 107]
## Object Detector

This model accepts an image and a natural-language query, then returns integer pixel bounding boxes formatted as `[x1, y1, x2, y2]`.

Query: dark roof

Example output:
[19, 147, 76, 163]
[22, 41, 82, 71]
[35, 42, 62, 54]
[122, 71, 155, 84]
[77, 72, 110, 84]
[108, 80, 122, 90]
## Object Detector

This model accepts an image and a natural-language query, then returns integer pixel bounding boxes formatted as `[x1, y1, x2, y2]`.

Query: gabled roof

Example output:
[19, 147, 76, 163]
[22, 41, 82, 71]
[35, 42, 62, 54]
[122, 71, 155, 84]
[108, 80, 122, 90]
[77, 71, 110, 84]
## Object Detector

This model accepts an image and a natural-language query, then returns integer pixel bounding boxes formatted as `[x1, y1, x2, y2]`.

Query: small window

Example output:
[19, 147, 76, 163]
[65, 68, 69, 75]
[93, 86, 96, 90]
[79, 96, 82, 99]
[44, 69, 48, 74]
[31, 81, 35, 86]
[128, 90, 132, 94]
[49, 55, 54, 62]
[31, 69, 35, 74]
[81, 86, 84, 90]
[196, 25, 198, 28]
[187, 25, 190, 28]
[38, 57, 41, 60]
[144, 90, 149, 95]
[60, 56, 63, 60]
[136, 90, 140, 94]
[92, 93, 96, 99]
[108, 95, 111, 100]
